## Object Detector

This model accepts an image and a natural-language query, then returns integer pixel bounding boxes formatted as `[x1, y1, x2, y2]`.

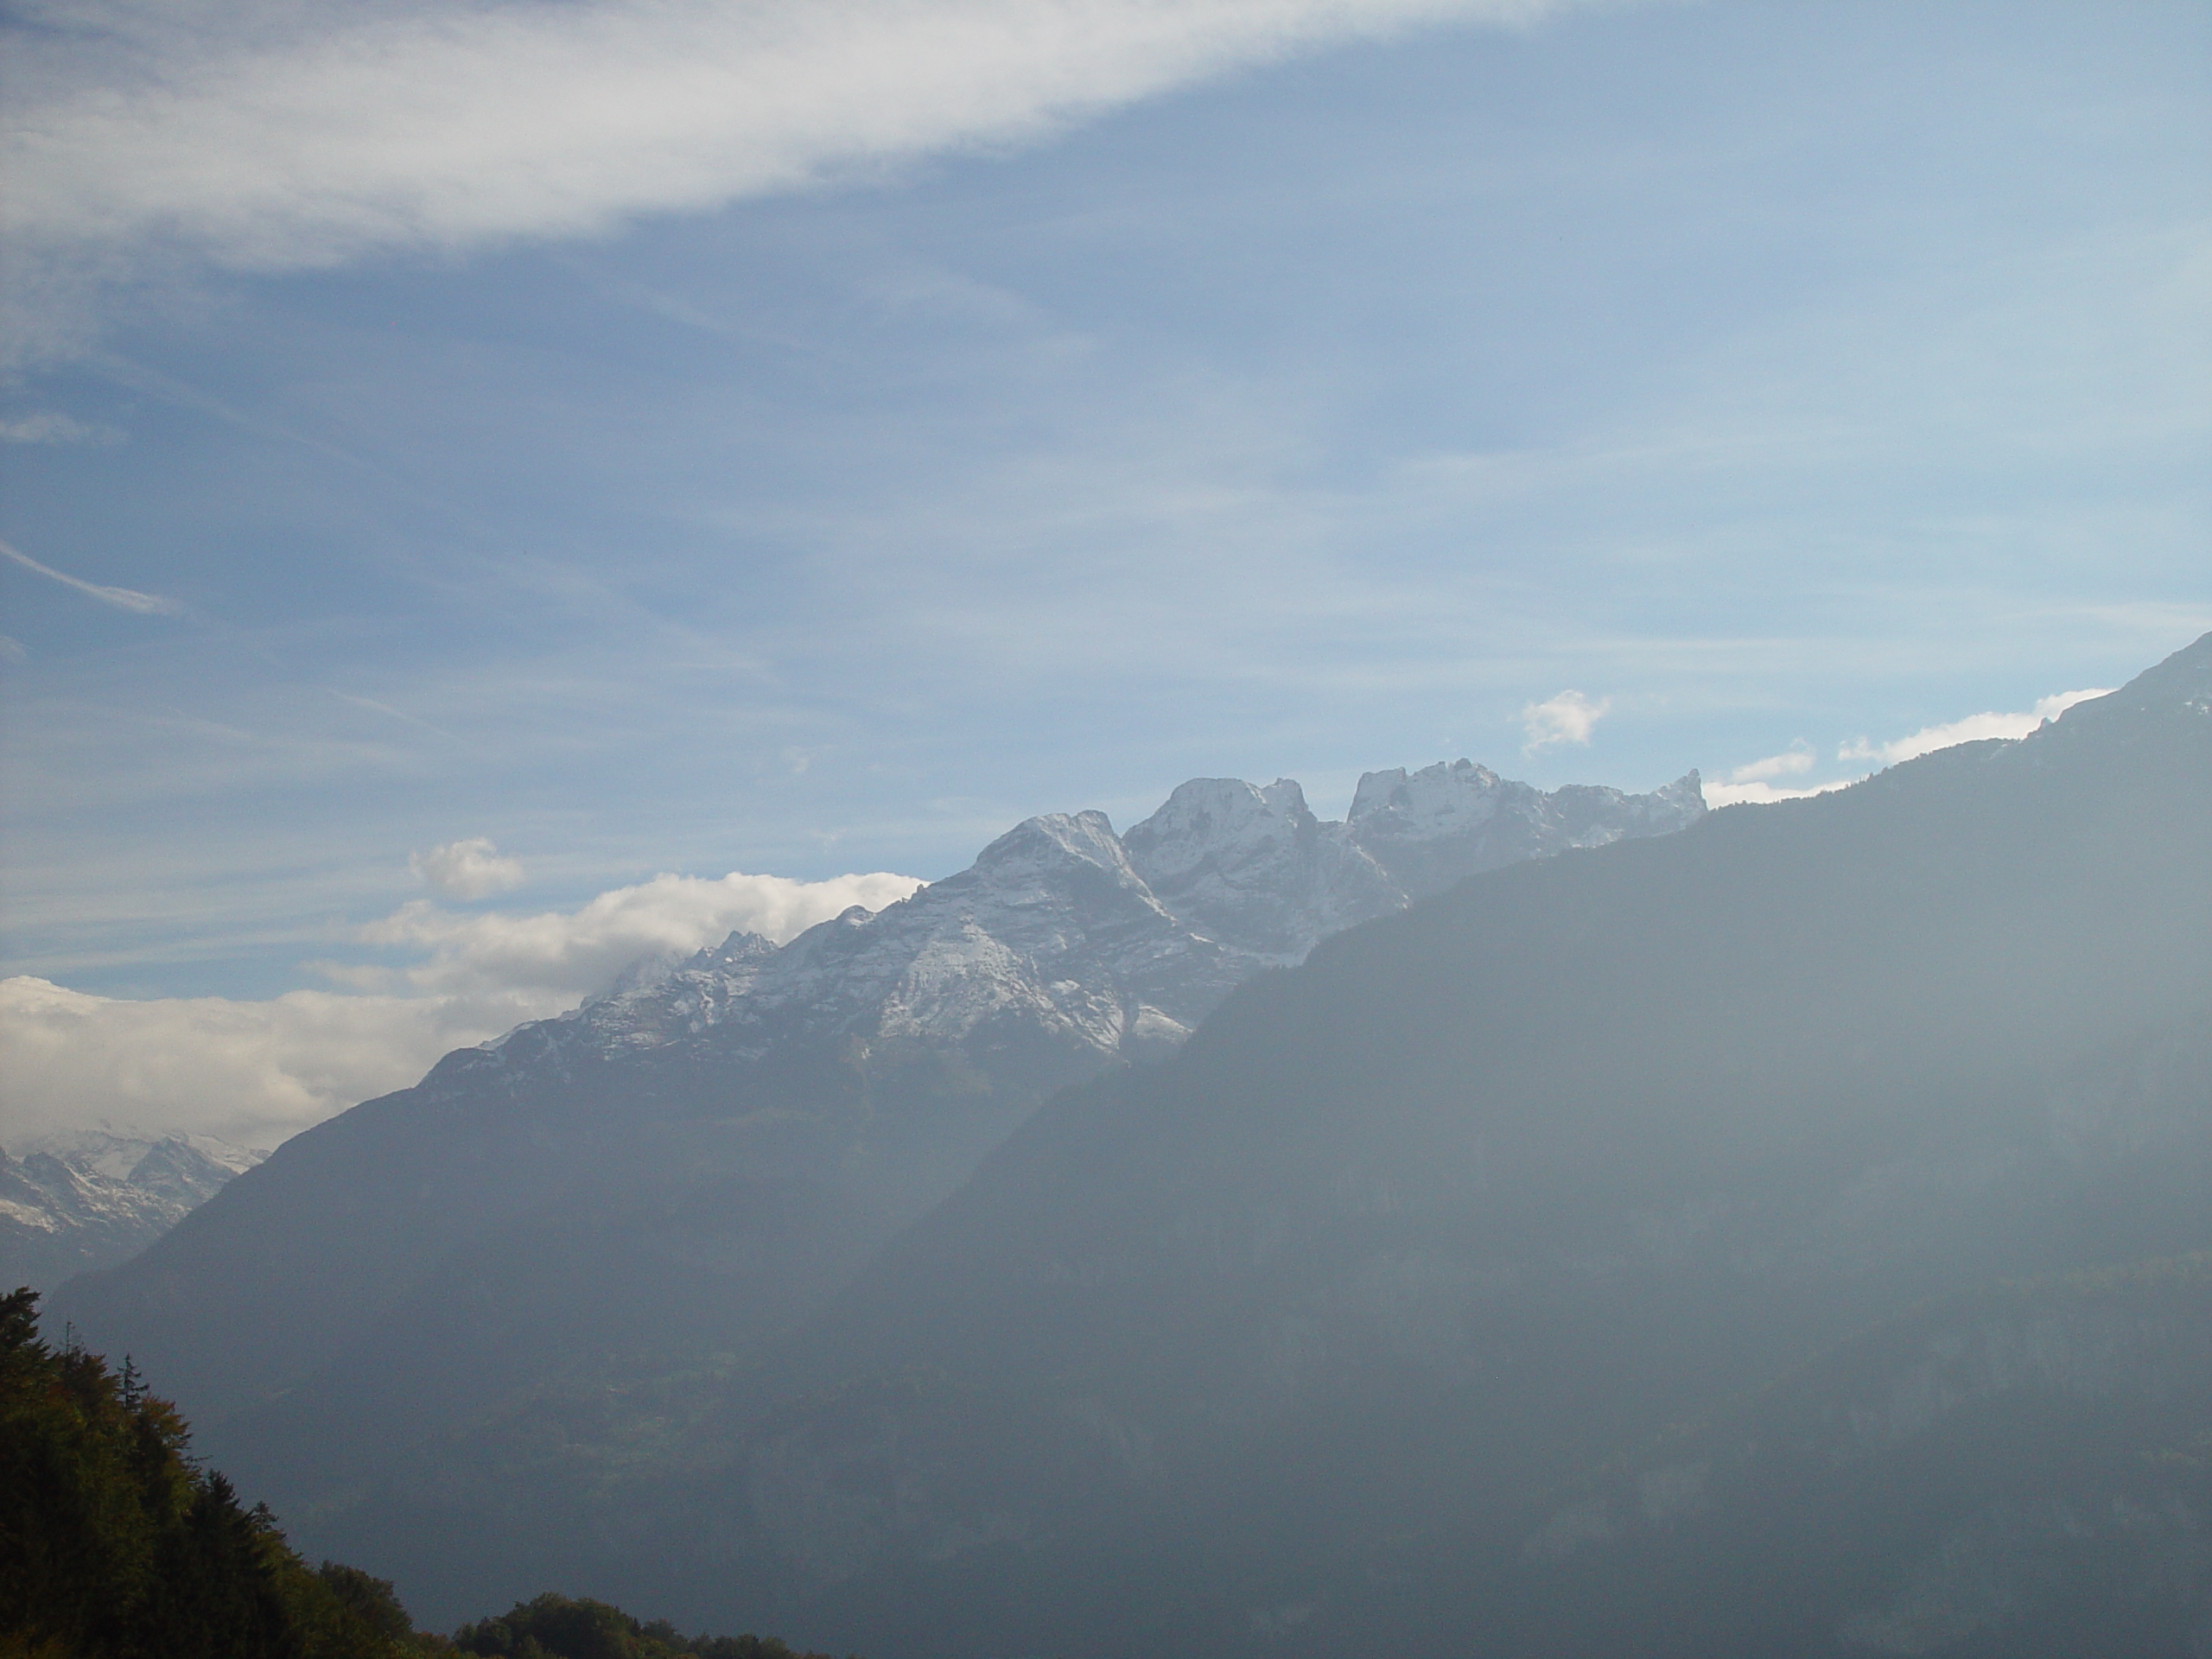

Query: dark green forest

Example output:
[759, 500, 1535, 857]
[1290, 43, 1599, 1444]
[0, 1288, 840, 1659]
[453, 1594, 842, 1659]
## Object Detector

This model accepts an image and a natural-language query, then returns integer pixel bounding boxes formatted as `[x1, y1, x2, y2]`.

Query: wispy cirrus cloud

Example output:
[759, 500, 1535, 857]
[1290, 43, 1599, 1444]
[0, 536, 181, 615]
[0, 412, 124, 444]
[2, 0, 1585, 359]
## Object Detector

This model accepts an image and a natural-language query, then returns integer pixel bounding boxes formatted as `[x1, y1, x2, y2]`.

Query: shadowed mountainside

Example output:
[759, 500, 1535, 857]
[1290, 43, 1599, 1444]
[1510, 1253, 2212, 1656]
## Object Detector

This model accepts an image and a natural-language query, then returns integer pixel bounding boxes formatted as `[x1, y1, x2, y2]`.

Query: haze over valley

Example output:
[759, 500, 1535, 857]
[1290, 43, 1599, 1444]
[3, 2, 2207, 1654]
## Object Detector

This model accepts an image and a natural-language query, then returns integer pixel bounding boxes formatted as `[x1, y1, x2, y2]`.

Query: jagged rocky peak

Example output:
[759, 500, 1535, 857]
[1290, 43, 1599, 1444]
[16, 1129, 262, 1189]
[1642, 768, 1706, 813]
[1547, 769, 1706, 844]
[1346, 758, 1706, 900]
[949, 809, 1153, 903]
[110, 1137, 257, 1205]
[1124, 776, 1400, 963]
[1347, 757, 1509, 838]
[907, 810, 1182, 976]
[519, 758, 1710, 1073]
[1123, 776, 1319, 883]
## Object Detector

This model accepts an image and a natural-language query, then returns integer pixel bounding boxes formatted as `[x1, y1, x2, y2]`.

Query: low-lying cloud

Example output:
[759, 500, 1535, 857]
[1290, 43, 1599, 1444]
[1707, 686, 2114, 808]
[0, 863, 922, 1148]
[1725, 741, 1813, 785]
[1838, 689, 2110, 768]
[1701, 775, 1854, 809]
[361, 868, 923, 1005]
[0, 976, 503, 1152]
[3, 0, 1580, 359]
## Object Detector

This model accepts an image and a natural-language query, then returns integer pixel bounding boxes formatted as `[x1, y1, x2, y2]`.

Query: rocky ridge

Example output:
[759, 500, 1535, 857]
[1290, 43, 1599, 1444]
[487, 760, 1707, 1089]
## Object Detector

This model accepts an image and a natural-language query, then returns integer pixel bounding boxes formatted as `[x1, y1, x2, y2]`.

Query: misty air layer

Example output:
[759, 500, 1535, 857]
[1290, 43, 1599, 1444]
[6, 636, 2209, 1655]
[4, 3, 2209, 1650]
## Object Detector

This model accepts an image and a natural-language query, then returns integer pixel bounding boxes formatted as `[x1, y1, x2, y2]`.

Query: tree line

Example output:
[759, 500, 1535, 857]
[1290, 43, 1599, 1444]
[0, 1289, 845, 1659]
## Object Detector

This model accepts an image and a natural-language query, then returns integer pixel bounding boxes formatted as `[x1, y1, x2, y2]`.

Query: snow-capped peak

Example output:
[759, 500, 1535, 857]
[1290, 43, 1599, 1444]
[958, 810, 1148, 895]
[1348, 758, 1507, 842]
[435, 756, 1708, 1103]
[1122, 777, 1316, 886]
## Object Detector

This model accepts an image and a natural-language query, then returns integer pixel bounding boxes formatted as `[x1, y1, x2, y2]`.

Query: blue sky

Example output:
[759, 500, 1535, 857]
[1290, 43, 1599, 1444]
[2, 0, 2207, 1143]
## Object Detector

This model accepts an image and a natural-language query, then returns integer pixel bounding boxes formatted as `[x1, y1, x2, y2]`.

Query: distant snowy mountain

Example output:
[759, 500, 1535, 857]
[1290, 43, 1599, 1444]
[496, 761, 1708, 1088]
[0, 1131, 264, 1291]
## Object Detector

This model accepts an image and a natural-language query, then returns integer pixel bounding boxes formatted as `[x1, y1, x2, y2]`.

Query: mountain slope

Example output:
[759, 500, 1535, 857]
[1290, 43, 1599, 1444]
[1510, 1253, 2212, 1657]
[406, 634, 2212, 1655]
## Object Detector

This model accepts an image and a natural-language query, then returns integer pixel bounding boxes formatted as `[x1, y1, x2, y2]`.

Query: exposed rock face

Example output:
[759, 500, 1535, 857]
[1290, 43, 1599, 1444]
[537, 805, 1243, 1081]
[0, 1133, 263, 1292]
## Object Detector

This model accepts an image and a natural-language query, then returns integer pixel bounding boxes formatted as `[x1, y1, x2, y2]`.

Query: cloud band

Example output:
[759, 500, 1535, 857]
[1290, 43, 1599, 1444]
[4, 0, 1576, 358]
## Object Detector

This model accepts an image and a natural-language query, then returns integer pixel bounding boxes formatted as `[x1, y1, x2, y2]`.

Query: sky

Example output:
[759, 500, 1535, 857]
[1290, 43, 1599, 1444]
[2, 0, 2207, 1147]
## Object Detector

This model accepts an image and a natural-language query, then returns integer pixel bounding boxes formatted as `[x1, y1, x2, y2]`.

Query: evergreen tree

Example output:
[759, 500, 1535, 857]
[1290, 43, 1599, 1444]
[453, 1593, 842, 1659]
[2, 1291, 838, 1659]
[0, 1287, 435, 1659]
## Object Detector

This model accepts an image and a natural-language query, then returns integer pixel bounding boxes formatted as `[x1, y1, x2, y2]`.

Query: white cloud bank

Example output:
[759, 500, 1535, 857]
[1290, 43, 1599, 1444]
[0, 976, 496, 1154]
[0, 864, 922, 1149]
[1701, 775, 1855, 809]
[1521, 690, 1610, 752]
[1706, 686, 2114, 808]
[360, 868, 923, 1005]
[2, 0, 1580, 358]
[1724, 741, 1813, 785]
[1838, 689, 2110, 768]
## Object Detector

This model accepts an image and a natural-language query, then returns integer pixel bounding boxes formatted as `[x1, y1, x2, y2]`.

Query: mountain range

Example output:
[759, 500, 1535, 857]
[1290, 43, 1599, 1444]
[46, 635, 2212, 1655]
[45, 759, 1702, 1539]
[0, 1131, 263, 1291]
